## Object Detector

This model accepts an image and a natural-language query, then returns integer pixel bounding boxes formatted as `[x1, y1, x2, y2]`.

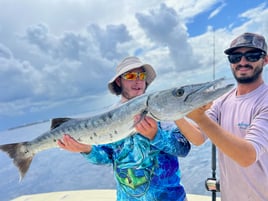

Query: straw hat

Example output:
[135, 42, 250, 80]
[108, 56, 156, 95]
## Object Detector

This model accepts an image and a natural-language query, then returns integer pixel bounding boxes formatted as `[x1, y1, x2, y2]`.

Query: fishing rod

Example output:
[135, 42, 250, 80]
[204, 29, 220, 201]
[205, 144, 220, 201]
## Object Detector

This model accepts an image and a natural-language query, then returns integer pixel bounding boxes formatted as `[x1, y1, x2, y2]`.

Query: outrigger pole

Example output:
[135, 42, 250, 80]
[205, 29, 220, 201]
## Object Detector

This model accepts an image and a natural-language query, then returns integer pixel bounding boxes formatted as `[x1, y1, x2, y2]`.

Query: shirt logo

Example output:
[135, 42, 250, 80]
[238, 122, 249, 130]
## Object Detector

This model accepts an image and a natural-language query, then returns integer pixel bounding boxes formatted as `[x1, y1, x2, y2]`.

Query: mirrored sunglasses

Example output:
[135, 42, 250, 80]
[228, 51, 265, 64]
[121, 72, 147, 81]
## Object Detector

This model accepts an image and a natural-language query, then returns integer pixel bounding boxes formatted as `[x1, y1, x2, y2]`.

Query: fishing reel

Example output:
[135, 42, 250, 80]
[205, 178, 220, 192]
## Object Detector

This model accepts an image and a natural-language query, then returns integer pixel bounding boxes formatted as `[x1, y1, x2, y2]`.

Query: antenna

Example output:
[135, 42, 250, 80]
[205, 29, 220, 201]
[211, 29, 218, 201]
[213, 29, 215, 81]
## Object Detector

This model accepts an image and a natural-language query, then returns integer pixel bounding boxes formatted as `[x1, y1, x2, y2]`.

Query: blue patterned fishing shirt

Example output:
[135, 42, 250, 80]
[81, 122, 190, 201]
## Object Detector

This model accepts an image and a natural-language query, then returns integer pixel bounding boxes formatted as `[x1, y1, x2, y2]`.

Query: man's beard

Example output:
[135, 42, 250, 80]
[232, 64, 263, 84]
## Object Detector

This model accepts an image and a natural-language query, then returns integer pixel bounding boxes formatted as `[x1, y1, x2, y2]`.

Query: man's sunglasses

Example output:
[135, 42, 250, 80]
[228, 51, 266, 64]
[121, 72, 147, 81]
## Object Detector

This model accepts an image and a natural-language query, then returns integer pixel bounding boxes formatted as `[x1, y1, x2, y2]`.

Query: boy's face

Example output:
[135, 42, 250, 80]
[116, 67, 147, 101]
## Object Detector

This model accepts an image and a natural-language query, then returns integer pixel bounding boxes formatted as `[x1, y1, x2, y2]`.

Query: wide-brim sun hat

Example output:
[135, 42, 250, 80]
[108, 56, 156, 95]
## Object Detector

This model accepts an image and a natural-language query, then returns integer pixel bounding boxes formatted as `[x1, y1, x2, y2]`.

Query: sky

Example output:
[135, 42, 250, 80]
[0, 0, 268, 131]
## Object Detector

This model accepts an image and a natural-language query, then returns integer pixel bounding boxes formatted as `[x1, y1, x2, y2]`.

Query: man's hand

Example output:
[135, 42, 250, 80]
[186, 102, 212, 123]
[134, 115, 158, 140]
[57, 134, 91, 154]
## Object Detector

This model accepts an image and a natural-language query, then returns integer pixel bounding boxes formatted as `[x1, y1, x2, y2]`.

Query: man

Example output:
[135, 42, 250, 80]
[58, 56, 191, 201]
[176, 32, 268, 201]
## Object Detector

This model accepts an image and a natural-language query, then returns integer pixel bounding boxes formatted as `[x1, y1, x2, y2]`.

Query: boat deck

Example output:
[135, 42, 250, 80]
[12, 189, 220, 201]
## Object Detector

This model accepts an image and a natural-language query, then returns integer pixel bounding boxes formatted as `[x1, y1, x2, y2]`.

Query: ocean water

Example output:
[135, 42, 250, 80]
[0, 121, 220, 201]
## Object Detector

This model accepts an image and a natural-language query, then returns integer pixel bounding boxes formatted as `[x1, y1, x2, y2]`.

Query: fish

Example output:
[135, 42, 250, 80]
[0, 78, 234, 181]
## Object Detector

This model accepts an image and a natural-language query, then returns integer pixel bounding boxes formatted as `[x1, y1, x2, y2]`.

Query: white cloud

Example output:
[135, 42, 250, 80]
[238, 3, 268, 34]
[208, 2, 226, 19]
[135, 3, 201, 76]
[87, 24, 132, 60]
[172, 0, 220, 21]
[0, 44, 13, 59]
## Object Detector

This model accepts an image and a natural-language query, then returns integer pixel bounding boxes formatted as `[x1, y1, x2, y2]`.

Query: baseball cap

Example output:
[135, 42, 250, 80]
[224, 32, 267, 55]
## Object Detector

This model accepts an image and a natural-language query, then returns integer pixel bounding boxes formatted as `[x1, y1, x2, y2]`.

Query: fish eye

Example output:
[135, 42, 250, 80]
[173, 88, 184, 97]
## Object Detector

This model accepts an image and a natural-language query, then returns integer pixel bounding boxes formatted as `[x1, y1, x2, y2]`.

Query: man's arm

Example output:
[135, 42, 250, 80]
[174, 118, 205, 146]
[179, 105, 256, 167]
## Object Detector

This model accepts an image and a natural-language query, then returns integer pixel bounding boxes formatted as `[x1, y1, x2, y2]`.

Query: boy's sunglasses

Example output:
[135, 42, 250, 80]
[121, 72, 147, 81]
[228, 51, 265, 64]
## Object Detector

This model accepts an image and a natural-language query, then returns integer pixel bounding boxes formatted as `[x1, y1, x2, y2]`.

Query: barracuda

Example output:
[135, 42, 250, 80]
[0, 78, 234, 181]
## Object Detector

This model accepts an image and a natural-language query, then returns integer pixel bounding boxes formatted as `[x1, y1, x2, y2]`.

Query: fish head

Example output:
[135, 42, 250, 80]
[147, 78, 235, 121]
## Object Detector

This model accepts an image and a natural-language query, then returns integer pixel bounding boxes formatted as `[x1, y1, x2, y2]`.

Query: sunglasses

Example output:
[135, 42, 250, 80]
[121, 72, 147, 81]
[228, 51, 265, 64]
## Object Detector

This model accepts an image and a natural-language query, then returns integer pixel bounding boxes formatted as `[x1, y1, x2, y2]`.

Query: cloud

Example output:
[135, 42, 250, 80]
[0, 21, 135, 124]
[0, 53, 41, 103]
[23, 24, 89, 61]
[23, 24, 54, 54]
[238, 3, 268, 34]
[21, 22, 133, 97]
[136, 3, 199, 71]
[87, 24, 133, 60]
[208, 2, 226, 19]
[0, 44, 13, 59]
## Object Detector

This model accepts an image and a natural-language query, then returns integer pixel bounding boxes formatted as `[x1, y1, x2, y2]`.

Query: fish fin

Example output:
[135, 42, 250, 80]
[129, 130, 137, 136]
[0, 142, 34, 181]
[50, 117, 72, 130]
[132, 110, 148, 127]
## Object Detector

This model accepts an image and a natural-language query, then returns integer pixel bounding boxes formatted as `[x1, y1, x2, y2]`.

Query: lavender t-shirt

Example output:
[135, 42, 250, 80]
[208, 83, 268, 201]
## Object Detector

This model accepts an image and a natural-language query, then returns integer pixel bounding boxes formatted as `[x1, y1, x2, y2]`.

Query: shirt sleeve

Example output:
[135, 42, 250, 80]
[150, 122, 191, 157]
[81, 144, 114, 165]
[245, 104, 268, 160]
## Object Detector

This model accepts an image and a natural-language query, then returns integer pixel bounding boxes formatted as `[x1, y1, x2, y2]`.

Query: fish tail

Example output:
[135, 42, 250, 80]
[0, 142, 34, 181]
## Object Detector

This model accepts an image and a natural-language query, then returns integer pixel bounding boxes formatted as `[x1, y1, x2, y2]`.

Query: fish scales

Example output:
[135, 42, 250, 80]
[0, 78, 234, 180]
[28, 94, 149, 153]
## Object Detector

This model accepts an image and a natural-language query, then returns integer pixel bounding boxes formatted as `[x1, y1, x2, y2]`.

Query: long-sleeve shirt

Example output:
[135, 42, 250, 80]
[208, 83, 268, 201]
[81, 122, 190, 201]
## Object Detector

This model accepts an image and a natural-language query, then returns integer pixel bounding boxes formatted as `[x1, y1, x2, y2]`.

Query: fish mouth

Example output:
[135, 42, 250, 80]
[184, 78, 234, 102]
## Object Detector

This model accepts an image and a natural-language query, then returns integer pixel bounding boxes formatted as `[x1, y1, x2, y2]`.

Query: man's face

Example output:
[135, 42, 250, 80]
[229, 47, 266, 84]
[116, 67, 147, 101]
